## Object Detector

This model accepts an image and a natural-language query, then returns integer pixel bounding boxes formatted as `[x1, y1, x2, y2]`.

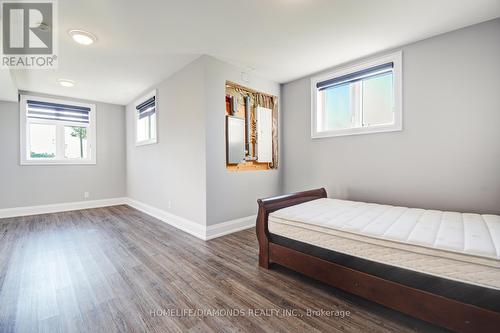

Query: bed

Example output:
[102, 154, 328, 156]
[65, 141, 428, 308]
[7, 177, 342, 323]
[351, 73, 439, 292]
[256, 188, 500, 333]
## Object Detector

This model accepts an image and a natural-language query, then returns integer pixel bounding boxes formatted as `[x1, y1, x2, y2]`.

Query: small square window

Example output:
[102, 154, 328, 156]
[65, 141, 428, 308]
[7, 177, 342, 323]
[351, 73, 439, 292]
[135, 90, 158, 146]
[311, 51, 402, 138]
[20, 95, 96, 165]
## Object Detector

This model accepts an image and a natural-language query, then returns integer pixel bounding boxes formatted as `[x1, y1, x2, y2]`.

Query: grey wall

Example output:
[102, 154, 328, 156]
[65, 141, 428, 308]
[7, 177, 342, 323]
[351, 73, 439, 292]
[0, 99, 126, 209]
[126, 57, 207, 225]
[204, 56, 282, 225]
[126, 55, 282, 226]
[281, 18, 500, 215]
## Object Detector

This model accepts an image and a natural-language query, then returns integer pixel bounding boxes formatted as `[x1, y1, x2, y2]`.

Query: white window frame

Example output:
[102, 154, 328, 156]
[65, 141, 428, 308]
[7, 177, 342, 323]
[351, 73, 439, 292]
[20, 94, 97, 165]
[311, 50, 403, 139]
[134, 90, 158, 147]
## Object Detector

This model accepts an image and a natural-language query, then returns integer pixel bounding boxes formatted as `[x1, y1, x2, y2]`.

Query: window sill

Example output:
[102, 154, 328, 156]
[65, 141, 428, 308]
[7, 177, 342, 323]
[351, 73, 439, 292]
[136, 138, 157, 147]
[312, 124, 402, 139]
[20, 159, 96, 166]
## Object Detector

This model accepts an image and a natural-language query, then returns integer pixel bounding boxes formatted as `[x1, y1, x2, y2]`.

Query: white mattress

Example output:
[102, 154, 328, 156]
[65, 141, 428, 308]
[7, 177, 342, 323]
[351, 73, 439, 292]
[268, 198, 500, 289]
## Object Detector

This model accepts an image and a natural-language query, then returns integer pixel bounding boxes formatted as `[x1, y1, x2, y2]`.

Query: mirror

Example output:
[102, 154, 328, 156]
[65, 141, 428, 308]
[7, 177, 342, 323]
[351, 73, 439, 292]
[226, 116, 245, 164]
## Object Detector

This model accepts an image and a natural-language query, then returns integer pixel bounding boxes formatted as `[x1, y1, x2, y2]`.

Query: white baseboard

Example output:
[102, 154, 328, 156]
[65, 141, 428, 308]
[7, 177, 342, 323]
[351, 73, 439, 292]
[0, 197, 256, 241]
[205, 215, 256, 240]
[124, 198, 206, 240]
[0, 197, 127, 219]
[125, 198, 255, 240]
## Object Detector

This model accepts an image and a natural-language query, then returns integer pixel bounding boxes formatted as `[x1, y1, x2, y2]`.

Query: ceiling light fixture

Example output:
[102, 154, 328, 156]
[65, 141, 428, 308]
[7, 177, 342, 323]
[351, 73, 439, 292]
[57, 79, 75, 87]
[69, 29, 97, 45]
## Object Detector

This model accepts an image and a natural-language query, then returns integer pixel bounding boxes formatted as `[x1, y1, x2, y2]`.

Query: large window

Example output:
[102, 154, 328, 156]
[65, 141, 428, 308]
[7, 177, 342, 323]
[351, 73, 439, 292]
[311, 51, 402, 138]
[135, 90, 157, 146]
[20, 95, 96, 165]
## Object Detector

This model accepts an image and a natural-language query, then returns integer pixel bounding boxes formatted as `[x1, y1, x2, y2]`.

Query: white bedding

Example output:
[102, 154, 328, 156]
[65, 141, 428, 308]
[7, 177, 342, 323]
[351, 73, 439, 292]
[268, 198, 500, 289]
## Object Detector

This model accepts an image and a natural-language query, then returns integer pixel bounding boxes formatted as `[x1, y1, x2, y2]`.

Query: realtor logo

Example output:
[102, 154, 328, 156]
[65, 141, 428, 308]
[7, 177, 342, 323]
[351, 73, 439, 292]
[1, 0, 57, 68]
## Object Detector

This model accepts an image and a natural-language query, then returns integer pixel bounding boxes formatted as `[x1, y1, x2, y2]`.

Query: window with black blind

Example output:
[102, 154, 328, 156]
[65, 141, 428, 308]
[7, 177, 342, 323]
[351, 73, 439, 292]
[135, 90, 157, 145]
[20, 95, 96, 164]
[311, 51, 403, 138]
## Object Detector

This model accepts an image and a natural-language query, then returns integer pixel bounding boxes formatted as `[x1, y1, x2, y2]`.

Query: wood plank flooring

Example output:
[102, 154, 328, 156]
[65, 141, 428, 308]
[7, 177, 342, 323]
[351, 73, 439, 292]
[0, 205, 446, 333]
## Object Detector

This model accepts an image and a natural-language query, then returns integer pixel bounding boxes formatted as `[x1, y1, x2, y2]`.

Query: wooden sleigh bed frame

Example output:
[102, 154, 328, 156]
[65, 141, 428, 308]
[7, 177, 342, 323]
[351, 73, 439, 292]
[256, 188, 500, 333]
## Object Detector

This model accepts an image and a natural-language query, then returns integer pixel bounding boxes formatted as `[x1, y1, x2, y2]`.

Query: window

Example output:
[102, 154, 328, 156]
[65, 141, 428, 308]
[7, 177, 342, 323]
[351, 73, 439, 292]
[311, 51, 402, 138]
[20, 95, 96, 165]
[135, 90, 157, 146]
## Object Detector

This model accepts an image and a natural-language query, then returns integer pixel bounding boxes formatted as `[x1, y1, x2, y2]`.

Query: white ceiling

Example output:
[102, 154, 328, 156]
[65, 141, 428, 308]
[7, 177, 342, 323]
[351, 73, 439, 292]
[6, 0, 500, 105]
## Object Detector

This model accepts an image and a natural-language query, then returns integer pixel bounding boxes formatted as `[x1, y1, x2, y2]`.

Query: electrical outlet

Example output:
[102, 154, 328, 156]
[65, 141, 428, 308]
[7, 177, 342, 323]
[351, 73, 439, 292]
[168, 200, 172, 209]
[84, 192, 90, 199]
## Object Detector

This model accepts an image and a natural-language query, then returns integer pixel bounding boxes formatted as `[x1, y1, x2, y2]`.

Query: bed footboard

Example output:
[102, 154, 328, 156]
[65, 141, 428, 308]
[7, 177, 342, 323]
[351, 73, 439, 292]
[256, 188, 327, 268]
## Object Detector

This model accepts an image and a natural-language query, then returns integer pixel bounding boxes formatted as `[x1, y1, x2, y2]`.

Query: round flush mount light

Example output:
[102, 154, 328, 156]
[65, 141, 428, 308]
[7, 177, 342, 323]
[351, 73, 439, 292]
[57, 79, 75, 87]
[68, 30, 96, 45]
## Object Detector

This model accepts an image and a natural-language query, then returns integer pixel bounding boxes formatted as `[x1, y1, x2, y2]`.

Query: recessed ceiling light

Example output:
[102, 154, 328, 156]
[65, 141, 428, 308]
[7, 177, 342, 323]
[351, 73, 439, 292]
[57, 79, 75, 87]
[69, 30, 96, 45]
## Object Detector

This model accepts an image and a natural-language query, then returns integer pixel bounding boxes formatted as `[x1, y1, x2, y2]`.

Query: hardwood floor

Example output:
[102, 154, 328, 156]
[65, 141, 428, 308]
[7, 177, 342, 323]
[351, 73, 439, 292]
[0, 205, 446, 333]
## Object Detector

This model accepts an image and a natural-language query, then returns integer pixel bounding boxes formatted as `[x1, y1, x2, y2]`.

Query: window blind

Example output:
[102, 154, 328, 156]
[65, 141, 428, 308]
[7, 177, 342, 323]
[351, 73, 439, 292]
[27, 100, 91, 124]
[316, 62, 393, 91]
[136, 96, 156, 119]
